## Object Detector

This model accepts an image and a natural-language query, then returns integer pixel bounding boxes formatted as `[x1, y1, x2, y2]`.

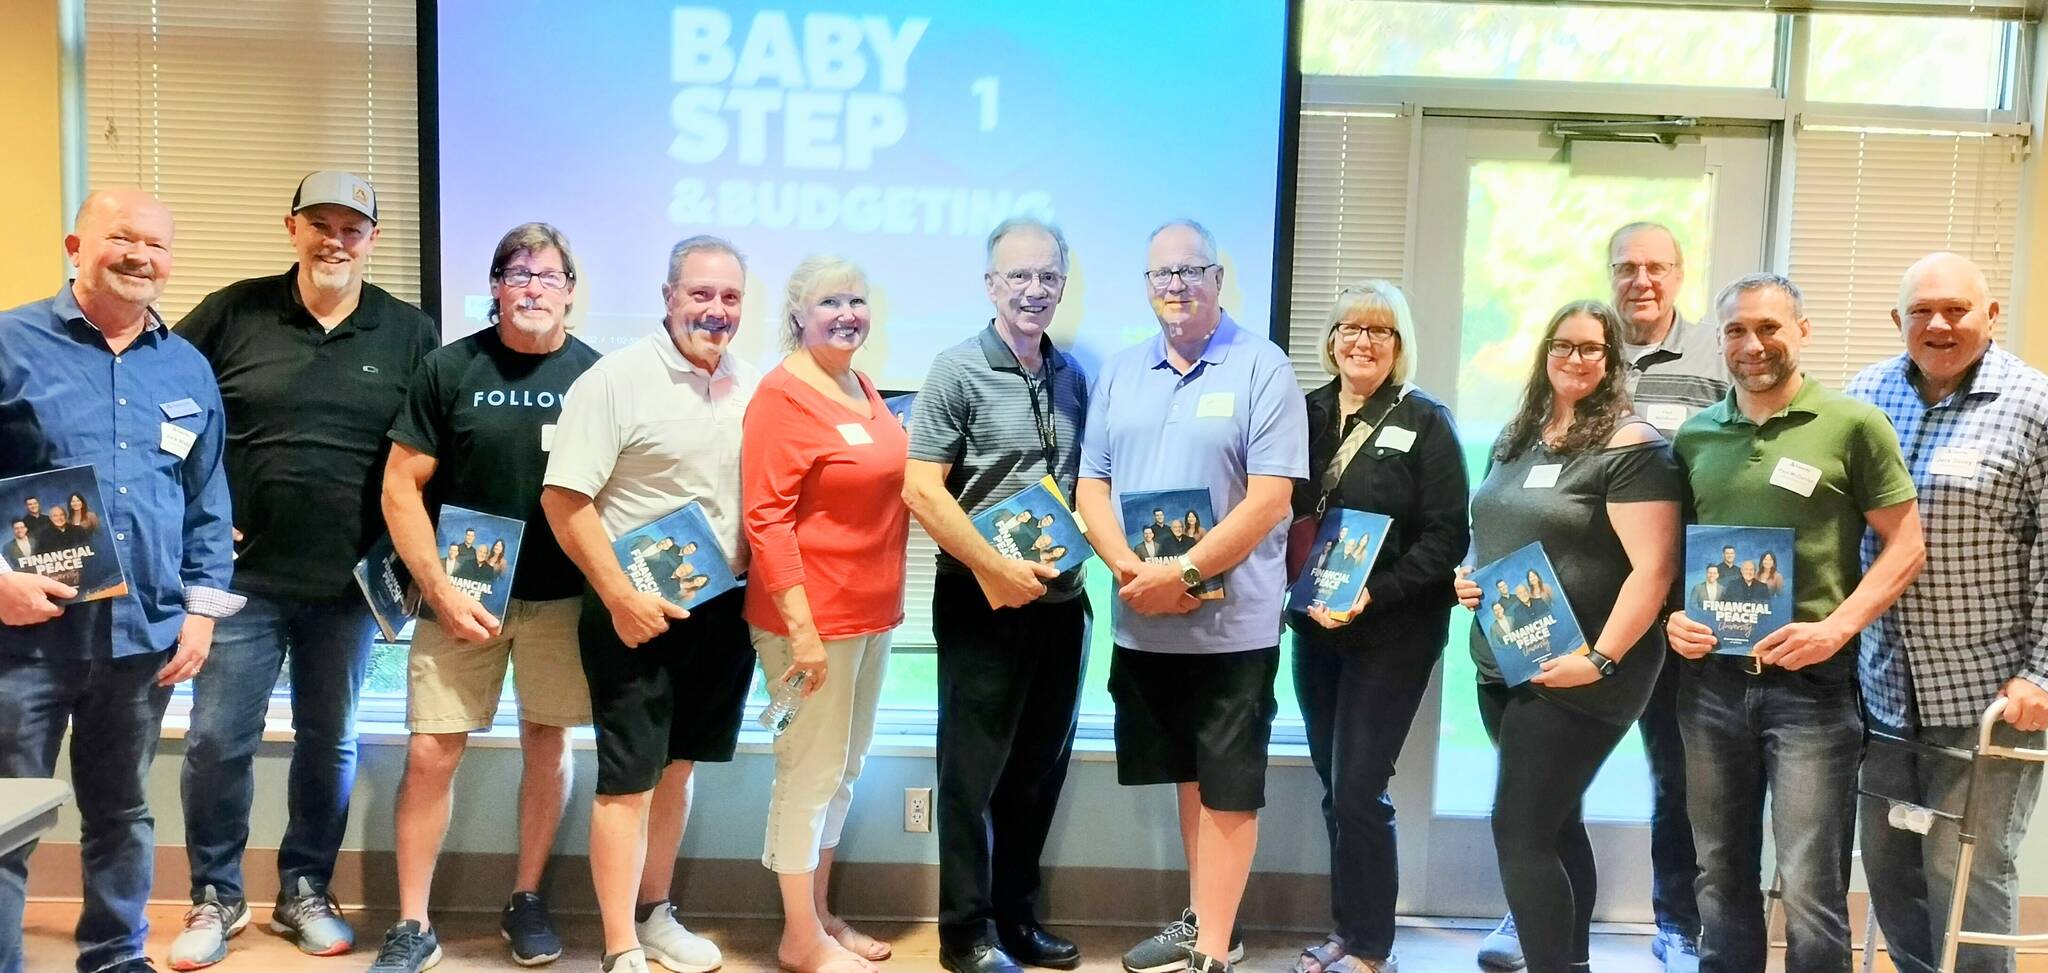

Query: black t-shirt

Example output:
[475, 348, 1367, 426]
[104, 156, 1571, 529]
[388, 328, 601, 602]
[177, 268, 440, 599]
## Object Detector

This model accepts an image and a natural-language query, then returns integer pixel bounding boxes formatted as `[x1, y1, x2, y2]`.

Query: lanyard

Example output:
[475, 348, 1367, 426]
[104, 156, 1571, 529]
[1020, 362, 1059, 485]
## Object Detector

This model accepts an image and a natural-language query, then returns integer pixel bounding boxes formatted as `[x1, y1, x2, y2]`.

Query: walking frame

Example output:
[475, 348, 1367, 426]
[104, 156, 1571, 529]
[1861, 697, 2048, 972]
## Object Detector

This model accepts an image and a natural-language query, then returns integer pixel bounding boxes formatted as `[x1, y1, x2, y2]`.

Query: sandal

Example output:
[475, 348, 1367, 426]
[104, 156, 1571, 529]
[1293, 937, 1346, 973]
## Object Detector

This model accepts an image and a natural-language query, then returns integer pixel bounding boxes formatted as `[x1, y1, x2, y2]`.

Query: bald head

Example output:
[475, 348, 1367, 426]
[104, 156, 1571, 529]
[67, 189, 174, 319]
[1893, 251, 1997, 396]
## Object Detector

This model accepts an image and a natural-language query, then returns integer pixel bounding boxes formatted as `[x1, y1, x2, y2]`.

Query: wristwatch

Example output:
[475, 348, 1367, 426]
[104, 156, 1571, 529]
[1583, 646, 1618, 679]
[1177, 555, 1204, 589]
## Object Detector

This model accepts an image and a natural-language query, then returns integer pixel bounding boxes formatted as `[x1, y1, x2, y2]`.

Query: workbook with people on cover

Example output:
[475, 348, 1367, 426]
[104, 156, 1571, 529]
[1684, 524, 1795, 653]
[1472, 542, 1585, 686]
[613, 500, 740, 608]
[1284, 508, 1392, 621]
[970, 475, 1091, 575]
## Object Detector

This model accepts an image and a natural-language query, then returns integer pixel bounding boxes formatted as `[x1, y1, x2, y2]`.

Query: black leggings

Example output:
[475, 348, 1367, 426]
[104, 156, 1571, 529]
[1477, 681, 1631, 973]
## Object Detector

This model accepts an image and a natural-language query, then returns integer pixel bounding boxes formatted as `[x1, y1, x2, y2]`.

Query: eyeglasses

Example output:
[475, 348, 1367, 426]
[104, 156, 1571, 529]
[1546, 339, 1609, 362]
[1609, 261, 1677, 282]
[496, 268, 575, 290]
[1335, 323, 1398, 344]
[1144, 264, 1218, 288]
[996, 269, 1066, 289]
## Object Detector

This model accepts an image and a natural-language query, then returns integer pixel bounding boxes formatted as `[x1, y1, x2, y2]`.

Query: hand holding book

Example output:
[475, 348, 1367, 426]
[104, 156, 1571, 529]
[0, 572, 75, 626]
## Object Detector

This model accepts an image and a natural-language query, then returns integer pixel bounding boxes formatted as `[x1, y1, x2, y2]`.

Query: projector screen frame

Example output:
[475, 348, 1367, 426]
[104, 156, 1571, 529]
[414, 0, 1307, 355]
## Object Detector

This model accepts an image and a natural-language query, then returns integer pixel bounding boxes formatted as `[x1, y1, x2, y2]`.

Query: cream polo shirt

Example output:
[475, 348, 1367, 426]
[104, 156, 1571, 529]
[543, 330, 759, 573]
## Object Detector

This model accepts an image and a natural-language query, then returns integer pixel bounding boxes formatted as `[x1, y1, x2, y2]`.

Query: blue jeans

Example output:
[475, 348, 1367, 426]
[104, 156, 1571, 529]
[1678, 660, 1862, 973]
[0, 651, 172, 973]
[1861, 717, 2045, 973]
[180, 593, 372, 903]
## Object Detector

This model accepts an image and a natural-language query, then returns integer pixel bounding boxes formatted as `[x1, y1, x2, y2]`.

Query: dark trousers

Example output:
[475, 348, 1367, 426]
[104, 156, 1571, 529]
[932, 572, 1088, 949]
[0, 651, 173, 973]
[1639, 654, 1703, 933]
[1292, 632, 1437, 961]
[1478, 681, 1631, 973]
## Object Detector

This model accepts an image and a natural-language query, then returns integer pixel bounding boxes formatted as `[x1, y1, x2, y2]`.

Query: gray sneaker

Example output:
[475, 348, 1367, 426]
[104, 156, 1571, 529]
[1477, 913, 1525, 970]
[167, 886, 248, 971]
[1120, 910, 1245, 973]
[271, 876, 356, 956]
[366, 920, 443, 973]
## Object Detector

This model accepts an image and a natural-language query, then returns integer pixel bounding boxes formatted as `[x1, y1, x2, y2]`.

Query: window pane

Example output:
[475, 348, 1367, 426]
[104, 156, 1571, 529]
[1303, 0, 1776, 88]
[1435, 159, 1715, 820]
[1806, 15, 2008, 109]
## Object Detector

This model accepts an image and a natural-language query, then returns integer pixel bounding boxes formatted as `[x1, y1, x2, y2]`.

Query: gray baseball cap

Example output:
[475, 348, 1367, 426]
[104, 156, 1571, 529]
[291, 170, 378, 223]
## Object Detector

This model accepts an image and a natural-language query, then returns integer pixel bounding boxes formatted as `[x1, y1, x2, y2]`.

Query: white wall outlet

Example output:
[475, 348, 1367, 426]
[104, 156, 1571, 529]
[904, 786, 933, 833]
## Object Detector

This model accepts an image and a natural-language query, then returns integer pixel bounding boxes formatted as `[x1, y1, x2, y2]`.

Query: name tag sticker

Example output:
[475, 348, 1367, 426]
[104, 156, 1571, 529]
[1770, 457, 1822, 497]
[1523, 464, 1562, 489]
[540, 424, 557, 453]
[837, 423, 874, 446]
[1646, 403, 1688, 431]
[159, 398, 201, 419]
[1376, 426, 1417, 453]
[1929, 444, 1982, 478]
[160, 421, 197, 460]
[1196, 392, 1235, 418]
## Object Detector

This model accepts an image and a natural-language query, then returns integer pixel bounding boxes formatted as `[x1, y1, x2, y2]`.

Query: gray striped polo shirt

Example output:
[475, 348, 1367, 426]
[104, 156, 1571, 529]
[1625, 312, 1730, 432]
[907, 322, 1090, 599]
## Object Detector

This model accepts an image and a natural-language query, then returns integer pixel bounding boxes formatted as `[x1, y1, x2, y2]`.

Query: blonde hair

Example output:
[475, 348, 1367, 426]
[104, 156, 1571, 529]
[780, 255, 870, 351]
[1320, 280, 1417, 385]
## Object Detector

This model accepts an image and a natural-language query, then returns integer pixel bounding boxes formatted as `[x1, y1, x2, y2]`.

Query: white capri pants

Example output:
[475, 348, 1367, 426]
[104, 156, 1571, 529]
[752, 626, 893, 873]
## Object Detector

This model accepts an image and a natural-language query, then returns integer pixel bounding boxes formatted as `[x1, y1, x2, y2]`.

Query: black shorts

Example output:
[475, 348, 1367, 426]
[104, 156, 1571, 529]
[579, 585, 755, 795]
[1108, 644, 1279, 812]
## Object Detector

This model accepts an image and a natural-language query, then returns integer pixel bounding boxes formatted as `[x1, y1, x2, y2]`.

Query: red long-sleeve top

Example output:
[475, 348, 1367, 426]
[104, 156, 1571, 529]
[741, 364, 909, 639]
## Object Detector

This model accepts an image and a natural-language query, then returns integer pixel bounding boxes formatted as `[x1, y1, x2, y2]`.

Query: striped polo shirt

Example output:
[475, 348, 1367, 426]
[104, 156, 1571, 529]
[907, 322, 1090, 600]
[1625, 312, 1730, 432]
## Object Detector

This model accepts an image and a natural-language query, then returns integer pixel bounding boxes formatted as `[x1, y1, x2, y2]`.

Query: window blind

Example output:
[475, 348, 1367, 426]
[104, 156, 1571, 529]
[1287, 109, 1413, 389]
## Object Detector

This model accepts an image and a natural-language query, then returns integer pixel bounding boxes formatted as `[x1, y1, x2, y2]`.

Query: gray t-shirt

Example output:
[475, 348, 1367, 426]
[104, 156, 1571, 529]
[1625, 314, 1730, 433]
[1468, 433, 1686, 725]
[906, 323, 1089, 601]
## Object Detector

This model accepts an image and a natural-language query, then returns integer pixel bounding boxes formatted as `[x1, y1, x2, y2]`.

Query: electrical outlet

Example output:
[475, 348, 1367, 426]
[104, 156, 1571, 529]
[904, 787, 932, 833]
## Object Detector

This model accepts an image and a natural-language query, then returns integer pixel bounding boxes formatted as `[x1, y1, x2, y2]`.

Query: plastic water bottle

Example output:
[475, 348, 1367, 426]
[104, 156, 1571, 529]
[758, 671, 810, 735]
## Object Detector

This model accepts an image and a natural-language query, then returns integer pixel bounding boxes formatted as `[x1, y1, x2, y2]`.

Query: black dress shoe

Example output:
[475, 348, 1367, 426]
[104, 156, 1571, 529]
[941, 942, 1026, 973]
[999, 922, 1082, 970]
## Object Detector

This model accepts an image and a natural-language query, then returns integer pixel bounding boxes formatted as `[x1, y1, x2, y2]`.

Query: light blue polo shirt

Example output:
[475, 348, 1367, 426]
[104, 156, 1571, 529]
[1080, 312, 1309, 654]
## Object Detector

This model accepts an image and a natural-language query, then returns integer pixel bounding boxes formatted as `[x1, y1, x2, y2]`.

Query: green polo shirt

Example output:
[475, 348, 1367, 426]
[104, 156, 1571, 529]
[1674, 374, 1916, 677]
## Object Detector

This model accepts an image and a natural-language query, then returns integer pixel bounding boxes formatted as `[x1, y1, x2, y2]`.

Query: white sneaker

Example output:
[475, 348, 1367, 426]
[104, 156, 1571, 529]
[168, 886, 250, 970]
[635, 903, 722, 973]
[604, 948, 653, 973]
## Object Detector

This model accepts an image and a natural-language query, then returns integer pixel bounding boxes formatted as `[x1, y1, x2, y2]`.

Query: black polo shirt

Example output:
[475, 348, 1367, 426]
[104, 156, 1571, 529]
[177, 266, 439, 600]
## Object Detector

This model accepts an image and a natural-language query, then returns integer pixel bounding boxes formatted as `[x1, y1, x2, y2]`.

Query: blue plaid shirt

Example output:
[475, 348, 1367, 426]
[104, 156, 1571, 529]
[1847, 344, 2048, 728]
[0, 285, 241, 660]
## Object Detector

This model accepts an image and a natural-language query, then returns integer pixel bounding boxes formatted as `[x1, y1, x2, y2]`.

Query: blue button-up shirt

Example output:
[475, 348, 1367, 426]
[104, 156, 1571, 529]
[1847, 344, 2048, 728]
[1081, 312, 1308, 654]
[0, 285, 238, 660]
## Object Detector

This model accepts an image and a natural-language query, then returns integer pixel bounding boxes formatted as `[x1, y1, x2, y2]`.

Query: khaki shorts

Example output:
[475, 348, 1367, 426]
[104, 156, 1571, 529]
[407, 596, 591, 732]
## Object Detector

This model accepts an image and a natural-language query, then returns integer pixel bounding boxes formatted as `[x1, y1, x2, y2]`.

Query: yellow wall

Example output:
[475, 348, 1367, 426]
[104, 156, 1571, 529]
[0, 1, 64, 307]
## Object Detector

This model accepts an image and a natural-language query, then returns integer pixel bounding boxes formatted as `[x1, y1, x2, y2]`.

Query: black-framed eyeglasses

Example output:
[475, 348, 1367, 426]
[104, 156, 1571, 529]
[1335, 324, 1398, 344]
[496, 268, 576, 290]
[1144, 264, 1218, 288]
[1546, 339, 1609, 362]
[996, 269, 1066, 289]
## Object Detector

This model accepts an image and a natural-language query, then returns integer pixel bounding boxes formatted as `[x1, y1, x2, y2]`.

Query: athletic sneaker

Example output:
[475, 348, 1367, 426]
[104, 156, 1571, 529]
[167, 885, 249, 970]
[636, 901, 723, 973]
[1120, 909, 1245, 973]
[1651, 924, 1700, 973]
[1476, 913, 1525, 971]
[271, 876, 355, 956]
[603, 948, 654, 973]
[366, 920, 443, 973]
[501, 891, 564, 965]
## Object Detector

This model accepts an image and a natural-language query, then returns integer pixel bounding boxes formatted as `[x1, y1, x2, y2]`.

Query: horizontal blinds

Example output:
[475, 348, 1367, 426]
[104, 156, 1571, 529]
[84, 0, 421, 323]
[1788, 128, 2023, 390]
[1287, 110, 1412, 390]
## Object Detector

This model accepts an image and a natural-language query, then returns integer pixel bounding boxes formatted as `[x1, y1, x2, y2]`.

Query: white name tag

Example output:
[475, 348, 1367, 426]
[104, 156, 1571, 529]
[1928, 444, 1981, 478]
[160, 421, 197, 460]
[540, 423, 557, 453]
[837, 422, 873, 446]
[1376, 426, 1416, 453]
[1523, 464, 1562, 489]
[1196, 392, 1235, 418]
[1770, 457, 1822, 497]
[1646, 403, 1688, 431]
